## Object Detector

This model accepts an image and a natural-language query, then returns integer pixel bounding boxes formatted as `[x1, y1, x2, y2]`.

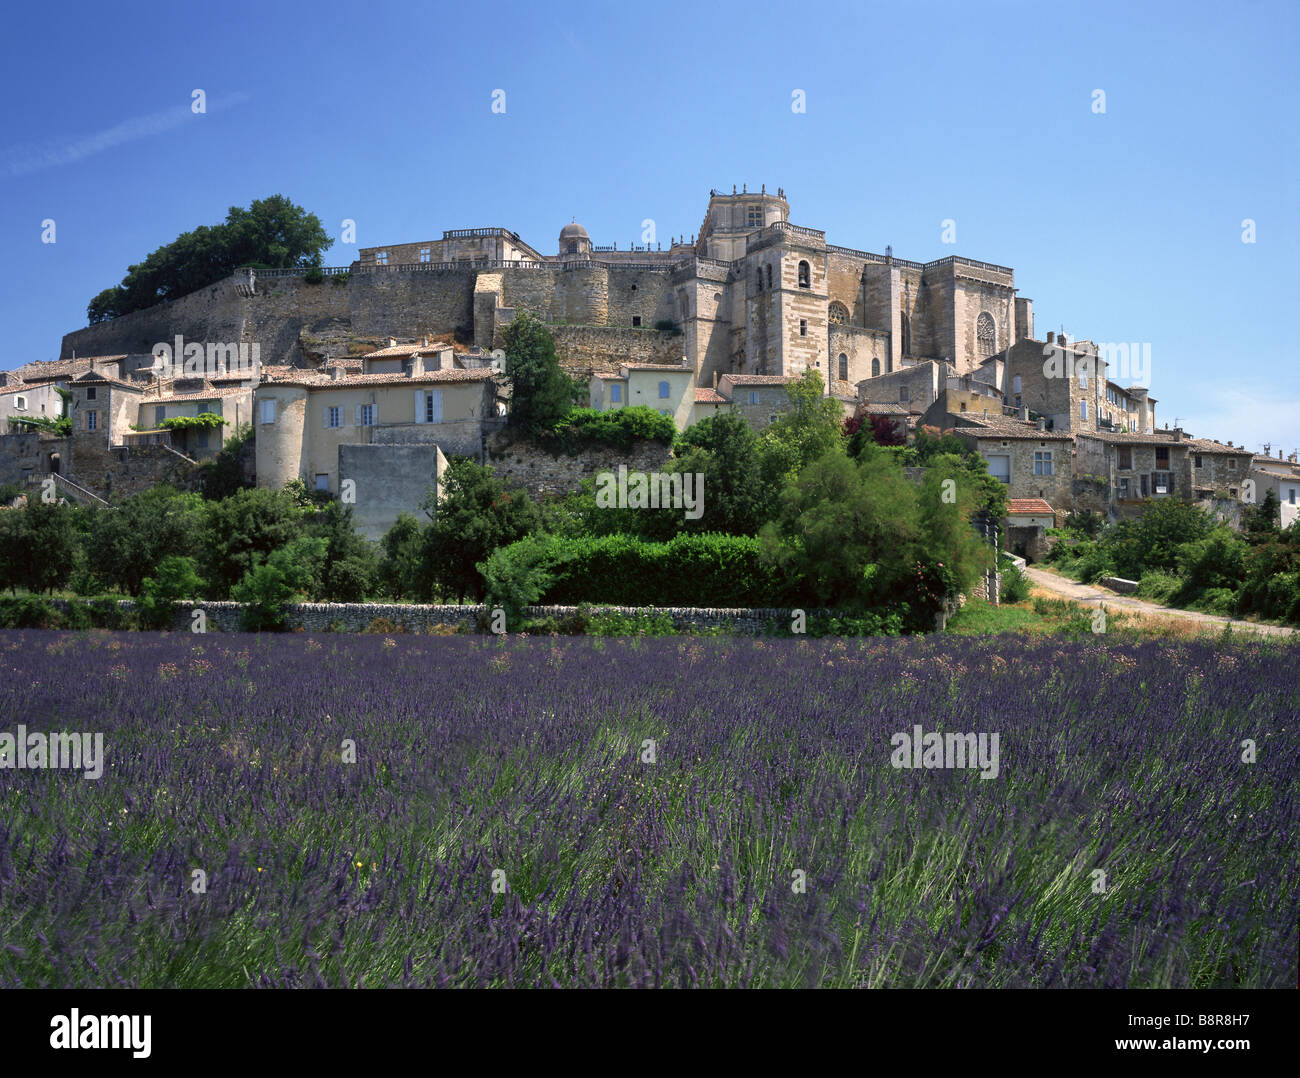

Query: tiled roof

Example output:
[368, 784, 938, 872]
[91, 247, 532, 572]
[694, 388, 726, 404]
[861, 402, 910, 415]
[362, 343, 453, 358]
[1007, 498, 1056, 516]
[622, 363, 691, 372]
[1076, 430, 1175, 445]
[14, 356, 126, 381]
[259, 369, 495, 388]
[955, 415, 1071, 441]
[721, 375, 795, 386]
[1183, 437, 1254, 455]
[139, 386, 251, 403]
[73, 372, 143, 390]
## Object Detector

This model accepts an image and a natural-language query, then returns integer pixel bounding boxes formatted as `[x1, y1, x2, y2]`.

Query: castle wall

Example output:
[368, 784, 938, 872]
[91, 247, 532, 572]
[548, 326, 685, 374]
[483, 429, 672, 500]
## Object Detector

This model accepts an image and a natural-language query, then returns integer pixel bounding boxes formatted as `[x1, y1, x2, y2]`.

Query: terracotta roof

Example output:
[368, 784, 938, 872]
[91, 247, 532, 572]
[955, 415, 1071, 441]
[362, 343, 453, 359]
[861, 402, 909, 415]
[14, 356, 126, 381]
[259, 369, 495, 388]
[1077, 430, 1183, 445]
[139, 386, 250, 403]
[73, 373, 142, 391]
[621, 363, 691, 372]
[1007, 498, 1056, 516]
[1182, 437, 1254, 455]
[694, 388, 726, 404]
[721, 375, 795, 386]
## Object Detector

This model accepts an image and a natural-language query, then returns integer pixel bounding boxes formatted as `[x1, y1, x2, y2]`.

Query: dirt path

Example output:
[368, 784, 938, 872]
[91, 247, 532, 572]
[1022, 567, 1299, 639]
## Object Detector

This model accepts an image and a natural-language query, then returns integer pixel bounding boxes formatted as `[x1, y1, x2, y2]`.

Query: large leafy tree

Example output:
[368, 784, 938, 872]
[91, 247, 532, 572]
[83, 485, 207, 596]
[421, 458, 542, 602]
[501, 313, 579, 435]
[0, 502, 84, 595]
[200, 486, 306, 599]
[87, 195, 332, 323]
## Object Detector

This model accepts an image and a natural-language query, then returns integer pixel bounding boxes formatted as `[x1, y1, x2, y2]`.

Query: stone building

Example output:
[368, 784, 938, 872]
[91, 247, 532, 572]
[948, 413, 1075, 510]
[1075, 430, 1253, 515]
[1251, 452, 1300, 528]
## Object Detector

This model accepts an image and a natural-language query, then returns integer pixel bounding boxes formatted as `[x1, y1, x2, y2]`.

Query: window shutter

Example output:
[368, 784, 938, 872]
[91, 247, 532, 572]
[355, 404, 363, 426]
[414, 390, 425, 423]
[322, 406, 330, 428]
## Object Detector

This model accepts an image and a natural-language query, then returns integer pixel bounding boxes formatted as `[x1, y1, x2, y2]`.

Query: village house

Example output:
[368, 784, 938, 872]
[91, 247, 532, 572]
[1249, 452, 1300, 529]
[1074, 429, 1254, 517]
[946, 412, 1075, 510]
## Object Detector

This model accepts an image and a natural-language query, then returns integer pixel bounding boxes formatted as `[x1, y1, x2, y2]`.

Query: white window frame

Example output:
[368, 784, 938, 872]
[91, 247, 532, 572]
[1080, 400, 1088, 420]
[13, 395, 27, 411]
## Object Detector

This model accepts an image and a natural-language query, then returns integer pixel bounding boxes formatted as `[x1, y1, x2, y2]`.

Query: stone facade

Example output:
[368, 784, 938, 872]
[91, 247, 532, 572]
[59, 186, 1029, 398]
[483, 429, 672, 500]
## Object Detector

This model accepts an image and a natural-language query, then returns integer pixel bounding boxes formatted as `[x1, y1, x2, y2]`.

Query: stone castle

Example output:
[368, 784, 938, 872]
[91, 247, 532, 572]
[57, 184, 1031, 391]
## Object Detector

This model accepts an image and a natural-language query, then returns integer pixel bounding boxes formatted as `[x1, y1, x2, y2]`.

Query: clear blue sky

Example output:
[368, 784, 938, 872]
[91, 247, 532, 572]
[2, 0, 1296, 452]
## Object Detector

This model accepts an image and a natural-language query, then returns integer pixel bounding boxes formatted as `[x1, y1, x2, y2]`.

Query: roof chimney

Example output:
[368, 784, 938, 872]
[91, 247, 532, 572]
[407, 353, 424, 378]
[1046, 331, 1055, 343]
[1019, 406, 1029, 422]
[1174, 429, 1184, 442]
[1037, 417, 1046, 431]
[330, 364, 343, 381]
[388, 337, 397, 348]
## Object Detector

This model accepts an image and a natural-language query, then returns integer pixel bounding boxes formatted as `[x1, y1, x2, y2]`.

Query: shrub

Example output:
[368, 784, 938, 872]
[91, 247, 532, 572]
[550, 406, 677, 449]
[479, 534, 572, 629]
[998, 558, 1030, 604]
[0, 596, 60, 628]
[529, 532, 791, 608]
[137, 556, 205, 630]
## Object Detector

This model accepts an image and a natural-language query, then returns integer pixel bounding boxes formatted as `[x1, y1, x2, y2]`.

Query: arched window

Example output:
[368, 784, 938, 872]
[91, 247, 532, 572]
[977, 312, 996, 357]
[567, 242, 577, 254]
[766, 264, 773, 289]
[838, 354, 848, 381]
[828, 302, 849, 325]
[797, 261, 810, 288]
[871, 358, 881, 377]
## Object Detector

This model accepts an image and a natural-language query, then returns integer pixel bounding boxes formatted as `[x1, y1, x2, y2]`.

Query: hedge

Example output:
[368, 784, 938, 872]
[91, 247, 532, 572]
[533, 532, 793, 607]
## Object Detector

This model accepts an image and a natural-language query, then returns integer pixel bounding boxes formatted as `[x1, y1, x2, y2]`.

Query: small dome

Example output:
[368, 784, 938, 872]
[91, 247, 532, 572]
[560, 221, 590, 240]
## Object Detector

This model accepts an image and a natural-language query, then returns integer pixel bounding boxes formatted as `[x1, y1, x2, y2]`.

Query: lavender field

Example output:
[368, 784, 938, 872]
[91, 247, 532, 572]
[0, 630, 1295, 988]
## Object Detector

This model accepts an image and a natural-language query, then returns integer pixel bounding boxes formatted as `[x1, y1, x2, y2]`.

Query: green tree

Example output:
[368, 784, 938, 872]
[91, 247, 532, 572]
[87, 195, 332, 323]
[479, 534, 571, 628]
[378, 513, 428, 599]
[303, 502, 379, 601]
[760, 448, 919, 613]
[421, 458, 543, 602]
[198, 424, 255, 501]
[83, 485, 207, 595]
[201, 487, 305, 599]
[0, 502, 83, 594]
[231, 539, 325, 631]
[502, 312, 579, 434]
[137, 555, 205, 630]
[673, 411, 783, 536]
[761, 369, 846, 481]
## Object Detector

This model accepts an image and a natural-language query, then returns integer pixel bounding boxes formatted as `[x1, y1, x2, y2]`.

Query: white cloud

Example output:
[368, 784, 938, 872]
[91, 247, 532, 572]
[2, 91, 252, 178]
[1176, 382, 1300, 454]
